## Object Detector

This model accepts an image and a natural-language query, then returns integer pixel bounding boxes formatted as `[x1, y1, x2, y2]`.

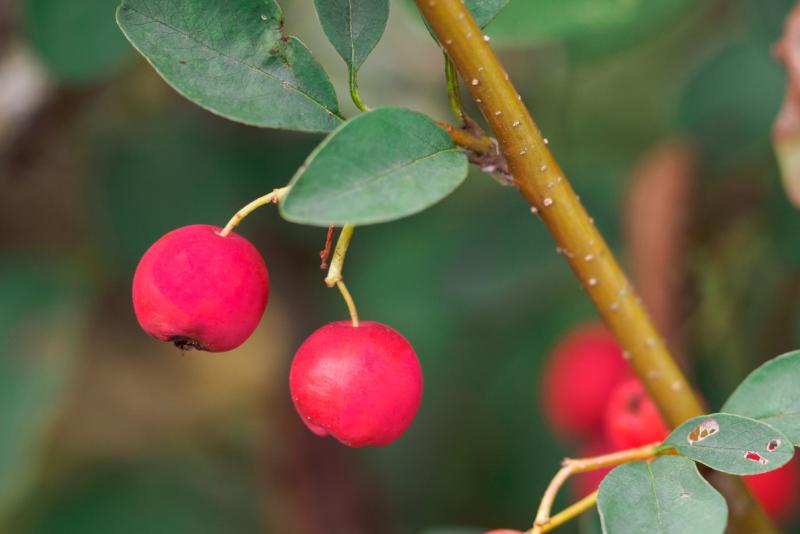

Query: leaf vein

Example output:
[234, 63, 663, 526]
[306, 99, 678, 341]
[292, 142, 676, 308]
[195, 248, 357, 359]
[123, 4, 338, 117]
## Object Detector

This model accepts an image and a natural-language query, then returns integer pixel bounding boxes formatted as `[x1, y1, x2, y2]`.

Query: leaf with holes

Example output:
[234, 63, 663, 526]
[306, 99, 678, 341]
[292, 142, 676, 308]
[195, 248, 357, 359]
[116, 0, 341, 133]
[597, 456, 727, 534]
[313, 0, 389, 71]
[280, 107, 468, 226]
[722, 350, 800, 446]
[662, 413, 794, 475]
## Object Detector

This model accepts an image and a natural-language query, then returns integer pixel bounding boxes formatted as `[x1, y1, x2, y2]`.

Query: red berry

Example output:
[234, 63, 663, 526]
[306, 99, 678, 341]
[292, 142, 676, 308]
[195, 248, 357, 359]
[744, 457, 800, 523]
[132, 224, 269, 352]
[603, 378, 669, 450]
[541, 323, 631, 439]
[289, 321, 423, 447]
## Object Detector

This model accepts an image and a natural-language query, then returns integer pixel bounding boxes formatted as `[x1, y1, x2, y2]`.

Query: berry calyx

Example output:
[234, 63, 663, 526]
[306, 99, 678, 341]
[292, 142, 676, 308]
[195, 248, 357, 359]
[132, 224, 269, 352]
[541, 323, 631, 439]
[289, 321, 423, 447]
[603, 377, 669, 450]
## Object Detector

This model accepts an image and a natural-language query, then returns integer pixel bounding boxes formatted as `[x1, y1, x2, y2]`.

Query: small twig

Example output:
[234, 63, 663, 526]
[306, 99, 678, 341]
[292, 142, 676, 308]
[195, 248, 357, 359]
[531, 443, 663, 534]
[324, 225, 360, 326]
[219, 186, 289, 237]
[325, 225, 355, 287]
[534, 491, 598, 534]
[445, 53, 465, 122]
[336, 280, 360, 327]
[319, 225, 335, 269]
[349, 66, 369, 112]
[437, 120, 514, 186]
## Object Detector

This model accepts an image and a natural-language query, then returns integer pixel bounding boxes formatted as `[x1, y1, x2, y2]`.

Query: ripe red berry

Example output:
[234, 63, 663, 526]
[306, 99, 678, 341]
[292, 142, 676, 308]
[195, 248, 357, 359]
[289, 321, 423, 447]
[541, 323, 631, 439]
[132, 224, 269, 352]
[744, 457, 800, 523]
[603, 378, 669, 450]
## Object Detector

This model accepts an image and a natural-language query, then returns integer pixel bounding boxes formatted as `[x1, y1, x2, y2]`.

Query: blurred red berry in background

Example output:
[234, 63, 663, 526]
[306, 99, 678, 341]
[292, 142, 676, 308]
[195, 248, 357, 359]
[603, 377, 669, 450]
[541, 323, 631, 439]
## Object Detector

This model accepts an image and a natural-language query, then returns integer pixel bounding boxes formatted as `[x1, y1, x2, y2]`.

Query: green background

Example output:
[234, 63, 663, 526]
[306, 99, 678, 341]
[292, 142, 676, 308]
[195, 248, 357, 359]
[1, 0, 799, 532]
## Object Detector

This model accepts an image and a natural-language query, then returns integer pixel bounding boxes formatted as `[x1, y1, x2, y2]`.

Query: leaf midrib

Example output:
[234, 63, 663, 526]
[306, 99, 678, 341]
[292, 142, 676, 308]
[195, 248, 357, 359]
[292, 147, 462, 212]
[646, 462, 667, 534]
[122, 4, 338, 117]
[347, 0, 356, 67]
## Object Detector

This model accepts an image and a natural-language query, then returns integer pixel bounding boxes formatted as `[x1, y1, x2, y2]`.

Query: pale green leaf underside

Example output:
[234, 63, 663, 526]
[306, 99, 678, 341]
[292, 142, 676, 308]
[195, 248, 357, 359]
[116, 0, 341, 132]
[598, 456, 727, 534]
[663, 413, 794, 475]
[722, 350, 800, 446]
[314, 0, 389, 70]
[280, 107, 468, 226]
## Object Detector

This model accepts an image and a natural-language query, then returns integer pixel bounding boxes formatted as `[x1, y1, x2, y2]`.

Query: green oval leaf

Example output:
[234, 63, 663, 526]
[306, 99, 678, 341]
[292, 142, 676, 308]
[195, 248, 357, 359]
[722, 350, 800, 446]
[280, 107, 468, 226]
[116, 0, 342, 133]
[663, 413, 794, 475]
[314, 0, 389, 71]
[25, 0, 132, 83]
[598, 456, 727, 534]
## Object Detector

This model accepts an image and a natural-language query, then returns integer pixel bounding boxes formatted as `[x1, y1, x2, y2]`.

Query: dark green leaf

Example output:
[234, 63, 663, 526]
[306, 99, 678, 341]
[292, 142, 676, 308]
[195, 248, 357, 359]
[116, 0, 341, 132]
[663, 413, 794, 475]
[25, 0, 131, 82]
[597, 456, 727, 534]
[466, 0, 511, 28]
[280, 107, 468, 226]
[722, 350, 800, 446]
[313, 0, 389, 70]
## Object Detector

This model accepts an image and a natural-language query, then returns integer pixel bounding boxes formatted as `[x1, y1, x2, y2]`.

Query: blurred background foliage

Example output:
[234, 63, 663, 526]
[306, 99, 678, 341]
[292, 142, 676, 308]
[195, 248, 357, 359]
[1, 0, 799, 532]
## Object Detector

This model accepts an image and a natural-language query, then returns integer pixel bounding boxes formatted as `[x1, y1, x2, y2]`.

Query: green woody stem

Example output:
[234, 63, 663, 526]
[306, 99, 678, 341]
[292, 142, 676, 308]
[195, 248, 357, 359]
[415, 1, 775, 532]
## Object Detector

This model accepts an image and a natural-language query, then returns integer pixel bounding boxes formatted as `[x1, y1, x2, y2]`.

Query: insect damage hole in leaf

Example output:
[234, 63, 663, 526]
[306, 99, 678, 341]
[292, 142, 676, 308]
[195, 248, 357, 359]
[686, 418, 719, 444]
[744, 451, 768, 465]
[664, 413, 794, 475]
